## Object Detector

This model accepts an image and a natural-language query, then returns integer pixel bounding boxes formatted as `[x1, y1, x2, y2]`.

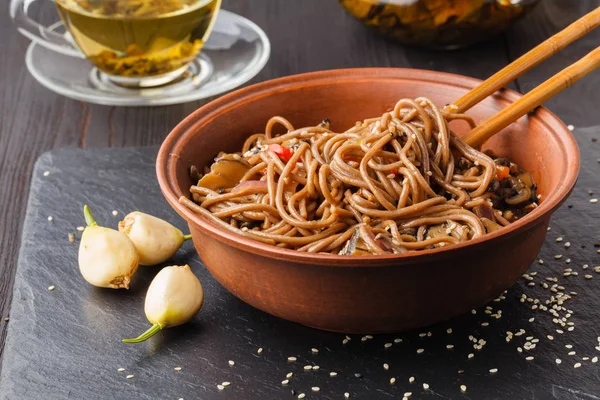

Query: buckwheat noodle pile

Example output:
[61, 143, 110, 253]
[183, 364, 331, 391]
[181, 97, 537, 255]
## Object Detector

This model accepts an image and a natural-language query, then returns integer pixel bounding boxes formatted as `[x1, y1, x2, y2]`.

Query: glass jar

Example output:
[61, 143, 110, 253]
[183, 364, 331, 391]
[339, 0, 540, 49]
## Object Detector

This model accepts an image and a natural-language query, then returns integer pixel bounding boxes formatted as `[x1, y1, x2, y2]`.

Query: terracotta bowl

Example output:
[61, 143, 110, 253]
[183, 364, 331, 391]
[157, 68, 579, 333]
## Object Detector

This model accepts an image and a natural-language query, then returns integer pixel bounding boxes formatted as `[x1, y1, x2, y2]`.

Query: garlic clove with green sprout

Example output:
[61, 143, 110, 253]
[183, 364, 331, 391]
[118, 212, 192, 266]
[78, 205, 139, 289]
[122, 264, 204, 343]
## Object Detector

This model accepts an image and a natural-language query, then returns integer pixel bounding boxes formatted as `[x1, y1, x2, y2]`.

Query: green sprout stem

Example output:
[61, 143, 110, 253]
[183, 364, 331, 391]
[183, 234, 193, 241]
[83, 205, 97, 227]
[122, 323, 164, 344]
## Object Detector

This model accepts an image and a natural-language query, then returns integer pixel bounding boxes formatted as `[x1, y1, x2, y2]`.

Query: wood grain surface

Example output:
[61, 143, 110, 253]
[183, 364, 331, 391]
[1, 0, 599, 368]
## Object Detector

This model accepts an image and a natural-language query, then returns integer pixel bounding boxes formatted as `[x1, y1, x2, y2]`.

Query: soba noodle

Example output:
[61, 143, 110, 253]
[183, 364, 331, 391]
[180, 97, 538, 255]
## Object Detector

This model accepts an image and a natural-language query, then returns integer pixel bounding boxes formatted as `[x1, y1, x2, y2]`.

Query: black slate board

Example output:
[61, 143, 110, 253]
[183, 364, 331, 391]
[1, 129, 600, 400]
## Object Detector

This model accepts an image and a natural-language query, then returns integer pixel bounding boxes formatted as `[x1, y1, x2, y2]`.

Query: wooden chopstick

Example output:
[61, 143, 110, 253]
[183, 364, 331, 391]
[447, 7, 600, 115]
[463, 46, 600, 147]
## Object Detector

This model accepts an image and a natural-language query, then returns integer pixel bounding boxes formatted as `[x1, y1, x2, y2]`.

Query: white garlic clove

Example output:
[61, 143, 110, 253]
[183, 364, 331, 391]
[78, 206, 139, 289]
[123, 265, 203, 343]
[118, 212, 187, 266]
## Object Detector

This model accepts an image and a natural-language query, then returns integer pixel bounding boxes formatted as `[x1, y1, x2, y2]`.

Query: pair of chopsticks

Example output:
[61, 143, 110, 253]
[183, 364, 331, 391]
[448, 7, 600, 147]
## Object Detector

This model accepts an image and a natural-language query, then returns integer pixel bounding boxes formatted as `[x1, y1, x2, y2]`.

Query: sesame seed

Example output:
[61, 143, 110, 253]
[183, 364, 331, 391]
[48, 285, 55, 291]
[566, 344, 573, 349]
[43, 171, 50, 176]
[384, 343, 393, 348]
[257, 347, 263, 354]
[556, 358, 562, 364]
[288, 357, 297, 362]
[330, 372, 337, 377]
[344, 393, 350, 399]
[383, 363, 389, 370]
[565, 242, 571, 248]
[460, 385, 467, 392]
[222, 382, 231, 387]
[468, 353, 474, 359]
[174, 367, 182, 371]
[481, 322, 490, 327]
[526, 356, 534, 361]
[574, 363, 582, 368]
[48, 216, 53, 221]
[591, 198, 599, 203]
[423, 383, 430, 390]
[117, 368, 125, 372]
[471, 309, 476, 314]
[112, 210, 118, 216]
[68, 233, 75, 243]
[547, 335, 554, 340]
[354, 373, 362, 378]
[556, 237, 563, 242]
[313, 365, 320, 370]
[419, 332, 427, 337]
[297, 394, 305, 399]
[394, 338, 402, 343]
[403, 392, 412, 397]
[342, 339, 349, 345]
[76, 226, 84, 232]
[390, 377, 396, 385]
[568, 351, 576, 356]
[417, 348, 424, 354]
[126, 375, 134, 379]
[583, 357, 590, 361]
[489, 368, 498, 373]
[281, 380, 289, 385]
[311, 348, 319, 353]
[311, 387, 320, 392]
[447, 328, 453, 334]
[366, 335, 373, 339]
[568, 125, 574, 131]
[528, 318, 535, 322]
[585, 275, 593, 279]
[409, 376, 415, 383]
[446, 344, 454, 349]
[555, 255, 563, 259]
[228, 360, 235, 366]
[287, 372, 293, 378]
[304, 365, 313, 370]
[593, 357, 598, 363]
[539, 259, 544, 264]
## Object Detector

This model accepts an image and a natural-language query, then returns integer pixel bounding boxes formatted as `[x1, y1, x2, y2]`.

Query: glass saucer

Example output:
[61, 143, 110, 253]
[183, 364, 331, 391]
[25, 10, 270, 107]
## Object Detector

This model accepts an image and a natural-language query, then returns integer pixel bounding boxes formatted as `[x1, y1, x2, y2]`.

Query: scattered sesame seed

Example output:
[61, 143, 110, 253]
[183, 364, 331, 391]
[311, 348, 319, 353]
[489, 368, 498, 373]
[468, 353, 474, 359]
[68, 233, 75, 243]
[409, 376, 415, 383]
[112, 210, 118, 216]
[76, 226, 84, 232]
[555, 255, 563, 259]
[446, 344, 455, 349]
[48, 216, 53, 221]
[174, 367, 182, 371]
[43, 171, 50, 176]
[297, 393, 305, 399]
[287, 372, 293, 378]
[591, 198, 598, 203]
[526, 356, 534, 361]
[354, 373, 362, 378]
[48, 285, 55, 291]
[383, 363, 389, 370]
[574, 363, 582, 368]
[330, 372, 337, 377]
[585, 275, 593, 279]
[547, 335, 554, 340]
[344, 393, 350, 399]
[593, 357, 598, 363]
[390, 377, 396, 385]
[222, 382, 231, 387]
[568, 351, 576, 356]
[481, 322, 490, 327]
[287, 357, 297, 362]
[447, 328, 453, 334]
[556, 358, 562, 364]
[416, 348, 424, 354]
[384, 343, 393, 348]
[471, 309, 476, 315]
[304, 365, 313, 370]
[556, 237, 563, 242]
[117, 368, 125, 372]
[228, 360, 235, 366]
[257, 347, 263, 354]
[312, 387, 320, 392]
[568, 125, 574, 131]
[423, 383, 430, 390]
[583, 357, 590, 361]
[126, 375, 134, 379]
[394, 338, 402, 343]
[565, 242, 571, 248]
[419, 332, 427, 337]
[342, 339, 349, 345]
[566, 344, 573, 349]
[403, 392, 412, 397]
[460, 385, 467, 392]
[528, 318, 534, 322]
[313, 366, 320, 370]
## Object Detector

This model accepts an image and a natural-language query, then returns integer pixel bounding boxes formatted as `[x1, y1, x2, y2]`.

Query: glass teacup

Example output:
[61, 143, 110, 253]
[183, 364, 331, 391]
[11, 0, 221, 88]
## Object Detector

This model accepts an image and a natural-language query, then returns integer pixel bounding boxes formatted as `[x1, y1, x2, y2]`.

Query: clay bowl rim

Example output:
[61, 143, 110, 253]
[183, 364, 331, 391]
[157, 68, 580, 266]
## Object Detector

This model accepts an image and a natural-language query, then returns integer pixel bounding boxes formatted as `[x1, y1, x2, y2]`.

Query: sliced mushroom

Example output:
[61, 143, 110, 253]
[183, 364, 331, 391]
[197, 154, 251, 191]
[517, 172, 534, 188]
[481, 217, 503, 233]
[505, 187, 532, 205]
[318, 118, 331, 129]
[339, 229, 371, 256]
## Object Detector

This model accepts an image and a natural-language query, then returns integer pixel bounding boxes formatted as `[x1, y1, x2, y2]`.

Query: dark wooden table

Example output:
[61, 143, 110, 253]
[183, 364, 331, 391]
[1, 0, 600, 368]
